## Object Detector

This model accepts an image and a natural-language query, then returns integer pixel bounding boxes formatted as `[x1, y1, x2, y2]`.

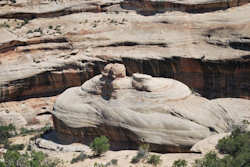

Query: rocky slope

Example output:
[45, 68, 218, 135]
[52, 63, 250, 153]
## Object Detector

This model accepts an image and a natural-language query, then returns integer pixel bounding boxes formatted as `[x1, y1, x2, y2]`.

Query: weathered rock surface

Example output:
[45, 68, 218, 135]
[122, 0, 250, 14]
[0, 1, 250, 104]
[35, 138, 91, 152]
[52, 64, 250, 153]
[0, 111, 27, 128]
[191, 133, 229, 154]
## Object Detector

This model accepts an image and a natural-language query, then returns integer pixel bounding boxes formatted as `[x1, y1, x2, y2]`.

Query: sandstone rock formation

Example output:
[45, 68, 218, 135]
[122, 0, 250, 14]
[191, 133, 229, 154]
[52, 64, 250, 153]
[0, 0, 250, 104]
[35, 138, 91, 152]
[0, 111, 27, 128]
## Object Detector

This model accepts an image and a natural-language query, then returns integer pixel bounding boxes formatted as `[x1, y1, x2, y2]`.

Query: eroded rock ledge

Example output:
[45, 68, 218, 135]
[52, 63, 250, 153]
[121, 0, 250, 15]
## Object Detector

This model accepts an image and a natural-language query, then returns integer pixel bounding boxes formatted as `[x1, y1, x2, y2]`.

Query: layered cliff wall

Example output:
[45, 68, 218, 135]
[0, 0, 250, 102]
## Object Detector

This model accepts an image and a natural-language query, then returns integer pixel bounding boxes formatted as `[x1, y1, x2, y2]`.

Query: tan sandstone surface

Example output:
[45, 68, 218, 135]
[0, 0, 250, 105]
[0, 0, 250, 166]
[52, 63, 250, 153]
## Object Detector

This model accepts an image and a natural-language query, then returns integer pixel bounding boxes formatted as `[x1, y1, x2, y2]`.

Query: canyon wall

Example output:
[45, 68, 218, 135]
[0, 0, 249, 102]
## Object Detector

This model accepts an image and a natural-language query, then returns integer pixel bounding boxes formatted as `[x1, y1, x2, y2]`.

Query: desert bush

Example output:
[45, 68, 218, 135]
[193, 128, 250, 167]
[172, 159, 188, 167]
[193, 151, 221, 167]
[0, 124, 16, 145]
[90, 136, 110, 156]
[217, 128, 250, 157]
[71, 152, 87, 164]
[0, 150, 62, 167]
[111, 159, 118, 165]
[4, 143, 25, 151]
[147, 154, 161, 166]
[131, 143, 150, 164]
[131, 155, 141, 164]
[20, 125, 52, 137]
[93, 159, 118, 167]
[93, 162, 106, 167]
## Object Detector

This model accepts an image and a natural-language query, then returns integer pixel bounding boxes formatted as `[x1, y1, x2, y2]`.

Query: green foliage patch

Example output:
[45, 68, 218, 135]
[90, 136, 110, 156]
[0, 150, 62, 167]
[172, 159, 188, 167]
[192, 128, 250, 167]
[71, 152, 87, 164]
[147, 154, 161, 166]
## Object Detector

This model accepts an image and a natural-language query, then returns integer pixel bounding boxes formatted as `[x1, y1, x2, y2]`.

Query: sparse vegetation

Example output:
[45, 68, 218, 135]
[110, 159, 118, 165]
[90, 136, 110, 156]
[34, 27, 43, 34]
[0, 22, 10, 28]
[16, 19, 29, 29]
[71, 152, 87, 164]
[4, 143, 25, 151]
[20, 124, 52, 136]
[193, 128, 250, 167]
[0, 150, 63, 167]
[93, 159, 118, 167]
[131, 143, 150, 164]
[172, 159, 188, 167]
[94, 162, 106, 167]
[0, 124, 17, 146]
[147, 154, 161, 166]
[48, 25, 53, 29]
[193, 151, 221, 167]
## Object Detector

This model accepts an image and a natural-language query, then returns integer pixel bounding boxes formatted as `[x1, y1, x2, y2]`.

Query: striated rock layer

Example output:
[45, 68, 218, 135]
[122, 0, 250, 14]
[52, 64, 250, 153]
[0, 1, 250, 103]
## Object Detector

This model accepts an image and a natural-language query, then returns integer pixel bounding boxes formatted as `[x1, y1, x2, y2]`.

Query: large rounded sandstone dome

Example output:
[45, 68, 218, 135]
[52, 63, 250, 152]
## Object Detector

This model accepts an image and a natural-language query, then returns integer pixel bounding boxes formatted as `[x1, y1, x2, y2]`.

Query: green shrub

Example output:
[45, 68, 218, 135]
[93, 162, 106, 167]
[0, 124, 16, 145]
[111, 159, 118, 165]
[4, 144, 25, 151]
[90, 136, 110, 156]
[193, 151, 222, 167]
[0, 125, 17, 149]
[71, 152, 87, 164]
[131, 143, 150, 164]
[217, 128, 250, 157]
[20, 125, 52, 136]
[172, 159, 188, 167]
[131, 155, 141, 164]
[193, 128, 250, 167]
[147, 154, 161, 166]
[1, 150, 62, 167]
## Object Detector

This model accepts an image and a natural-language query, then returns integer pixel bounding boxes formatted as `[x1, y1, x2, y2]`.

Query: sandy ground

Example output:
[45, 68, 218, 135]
[42, 149, 202, 167]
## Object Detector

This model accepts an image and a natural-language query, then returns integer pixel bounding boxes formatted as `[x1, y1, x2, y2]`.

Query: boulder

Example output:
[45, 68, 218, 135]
[35, 138, 91, 152]
[52, 64, 250, 153]
[191, 133, 229, 154]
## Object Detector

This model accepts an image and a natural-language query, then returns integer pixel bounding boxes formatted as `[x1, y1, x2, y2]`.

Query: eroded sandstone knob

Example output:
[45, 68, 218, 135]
[102, 63, 126, 79]
[52, 63, 250, 153]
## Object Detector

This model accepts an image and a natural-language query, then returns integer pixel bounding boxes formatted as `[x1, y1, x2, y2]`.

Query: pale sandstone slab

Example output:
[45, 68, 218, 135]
[52, 64, 250, 152]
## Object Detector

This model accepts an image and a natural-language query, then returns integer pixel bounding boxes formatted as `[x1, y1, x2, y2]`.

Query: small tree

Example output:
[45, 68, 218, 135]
[90, 136, 110, 156]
